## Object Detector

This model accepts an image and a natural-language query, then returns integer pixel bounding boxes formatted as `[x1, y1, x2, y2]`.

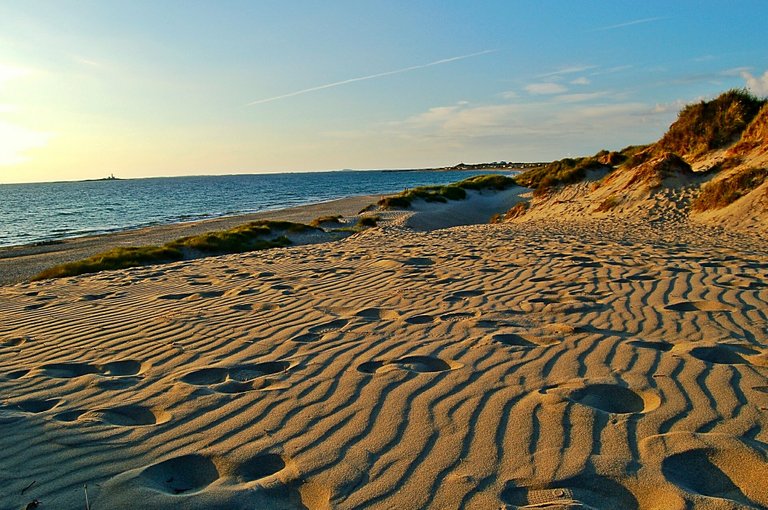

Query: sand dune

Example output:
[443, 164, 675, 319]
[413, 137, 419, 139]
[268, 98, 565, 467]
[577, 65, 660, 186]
[1, 211, 767, 509]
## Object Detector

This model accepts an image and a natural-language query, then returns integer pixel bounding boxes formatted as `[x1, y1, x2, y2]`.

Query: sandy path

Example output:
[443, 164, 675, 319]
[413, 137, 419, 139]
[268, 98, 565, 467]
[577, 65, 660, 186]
[0, 217, 766, 509]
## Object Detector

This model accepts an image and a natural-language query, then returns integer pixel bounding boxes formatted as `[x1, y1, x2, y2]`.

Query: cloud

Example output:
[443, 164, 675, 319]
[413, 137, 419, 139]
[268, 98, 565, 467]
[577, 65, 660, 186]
[554, 92, 608, 103]
[742, 70, 768, 96]
[591, 16, 668, 32]
[525, 83, 568, 95]
[246, 49, 497, 106]
[537, 65, 599, 78]
[570, 77, 590, 85]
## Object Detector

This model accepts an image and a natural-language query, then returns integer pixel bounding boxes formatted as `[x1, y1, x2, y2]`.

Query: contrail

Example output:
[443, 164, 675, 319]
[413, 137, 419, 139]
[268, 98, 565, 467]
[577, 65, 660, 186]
[246, 49, 497, 106]
[591, 16, 667, 32]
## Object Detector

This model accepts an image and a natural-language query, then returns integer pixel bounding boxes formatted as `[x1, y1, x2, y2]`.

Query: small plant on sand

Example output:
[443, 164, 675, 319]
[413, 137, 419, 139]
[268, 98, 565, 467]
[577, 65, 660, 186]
[310, 215, 343, 227]
[502, 201, 529, 220]
[691, 167, 768, 211]
[594, 195, 622, 212]
[356, 215, 380, 228]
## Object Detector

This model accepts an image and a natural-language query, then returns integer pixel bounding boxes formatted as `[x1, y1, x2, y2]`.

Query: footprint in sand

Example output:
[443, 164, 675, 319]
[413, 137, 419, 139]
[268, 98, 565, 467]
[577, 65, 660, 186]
[662, 447, 768, 507]
[141, 454, 220, 495]
[291, 319, 350, 343]
[664, 300, 734, 313]
[357, 355, 461, 374]
[687, 344, 758, 365]
[98, 451, 288, 506]
[53, 404, 170, 426]
[180, 361, 290, 393]
[308, 319, 348, 334]
[492, 333, 538, 349]
[2, 398, 61, 414]
[501, 474, 638, 509]
[4, 369, 30, 380]
[41, 360, 144, 379]
[439, 312, 476, 323]
[404, 314, 435, 325]
[563, 383, 660, 414]
[1, 337, 28, 348]
[444, 290, 483, 302]
[628, 340, 674, 352]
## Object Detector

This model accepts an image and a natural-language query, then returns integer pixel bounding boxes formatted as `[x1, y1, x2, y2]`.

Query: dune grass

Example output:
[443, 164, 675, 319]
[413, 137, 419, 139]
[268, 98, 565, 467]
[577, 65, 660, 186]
[657, 89, 765, 158]
[32, 220, 315, 281]
[691, 167, 768, 211]
[32, 246, 184, 281]
[378, 174, 517, 209]
[515, 153, 609, 194]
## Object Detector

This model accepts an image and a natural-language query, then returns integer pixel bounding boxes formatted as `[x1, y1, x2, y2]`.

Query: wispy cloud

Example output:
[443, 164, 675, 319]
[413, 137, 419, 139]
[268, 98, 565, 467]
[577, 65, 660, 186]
[525, 83, 568, 95]
[246, 50, 497, 106]
[591, 16, 667, 32]
[537, 65, 598, 78]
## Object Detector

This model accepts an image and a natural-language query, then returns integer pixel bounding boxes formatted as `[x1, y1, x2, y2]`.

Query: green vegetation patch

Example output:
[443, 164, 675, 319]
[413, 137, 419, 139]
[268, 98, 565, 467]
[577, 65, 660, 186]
[657, 89, 766, 158]
[692, 167, 768, 211]
[516, 155, 607, 192]
[378, 174, 517, 209]
[32, 246, 184, 281]
[32, 220, 316, 280]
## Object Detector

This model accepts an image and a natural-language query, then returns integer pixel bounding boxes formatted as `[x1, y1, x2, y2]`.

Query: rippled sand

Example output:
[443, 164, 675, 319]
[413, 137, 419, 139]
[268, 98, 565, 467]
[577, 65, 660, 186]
[1, 214, 767, 509]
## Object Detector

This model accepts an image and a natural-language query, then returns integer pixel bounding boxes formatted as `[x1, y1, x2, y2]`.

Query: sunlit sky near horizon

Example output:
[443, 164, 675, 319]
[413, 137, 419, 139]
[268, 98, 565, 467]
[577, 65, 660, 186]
[1, 1, 767, 184]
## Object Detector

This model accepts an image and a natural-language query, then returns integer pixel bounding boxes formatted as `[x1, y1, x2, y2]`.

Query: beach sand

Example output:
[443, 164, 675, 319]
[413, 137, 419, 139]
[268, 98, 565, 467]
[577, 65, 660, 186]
[1, 195, 767, 509]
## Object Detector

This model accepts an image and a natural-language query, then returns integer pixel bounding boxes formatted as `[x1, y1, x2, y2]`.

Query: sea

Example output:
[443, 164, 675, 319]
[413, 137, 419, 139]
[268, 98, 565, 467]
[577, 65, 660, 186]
[0, 170, 512, 248]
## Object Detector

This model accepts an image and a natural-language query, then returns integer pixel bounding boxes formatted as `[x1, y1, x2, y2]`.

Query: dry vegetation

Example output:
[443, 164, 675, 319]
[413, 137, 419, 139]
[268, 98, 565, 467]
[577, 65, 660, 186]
[656, 89, 765, 158]
[692, 167, 768, 211]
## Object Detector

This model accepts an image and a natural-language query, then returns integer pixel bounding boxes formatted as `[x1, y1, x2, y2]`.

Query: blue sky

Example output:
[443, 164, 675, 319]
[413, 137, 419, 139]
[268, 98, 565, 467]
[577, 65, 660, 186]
[1, 1, 767, 183]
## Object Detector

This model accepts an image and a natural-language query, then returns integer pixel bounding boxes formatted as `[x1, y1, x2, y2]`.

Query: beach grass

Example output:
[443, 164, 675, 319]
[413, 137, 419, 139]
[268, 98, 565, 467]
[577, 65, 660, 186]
[32, 246, 184, 280]
[378, 174, 517, 209]
[31, 220, 316, 280]
[692, 167, 768, 211]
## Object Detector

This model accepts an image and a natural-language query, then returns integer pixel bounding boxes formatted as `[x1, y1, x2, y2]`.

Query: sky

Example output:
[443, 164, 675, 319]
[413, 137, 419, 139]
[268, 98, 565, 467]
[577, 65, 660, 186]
[1, 1, 767, 184]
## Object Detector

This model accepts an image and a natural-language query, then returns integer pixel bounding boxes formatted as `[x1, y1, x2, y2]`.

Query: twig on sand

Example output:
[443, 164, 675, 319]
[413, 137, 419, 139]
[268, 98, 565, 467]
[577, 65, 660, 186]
[84, 484, 91, 510]
[20, 480, 36, 495]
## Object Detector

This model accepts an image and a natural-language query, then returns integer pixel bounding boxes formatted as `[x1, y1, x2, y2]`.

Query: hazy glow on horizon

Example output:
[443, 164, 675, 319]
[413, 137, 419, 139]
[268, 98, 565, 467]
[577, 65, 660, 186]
[0, 1, 767, 184]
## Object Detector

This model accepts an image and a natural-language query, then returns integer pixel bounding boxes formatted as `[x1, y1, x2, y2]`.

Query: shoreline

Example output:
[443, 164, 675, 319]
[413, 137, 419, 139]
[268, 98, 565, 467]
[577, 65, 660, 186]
[0, 193, 383, 286]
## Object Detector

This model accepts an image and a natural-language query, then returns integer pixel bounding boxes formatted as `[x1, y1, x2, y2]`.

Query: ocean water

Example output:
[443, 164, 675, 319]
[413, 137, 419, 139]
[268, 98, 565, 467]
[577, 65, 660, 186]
[0, 170, 510, 248]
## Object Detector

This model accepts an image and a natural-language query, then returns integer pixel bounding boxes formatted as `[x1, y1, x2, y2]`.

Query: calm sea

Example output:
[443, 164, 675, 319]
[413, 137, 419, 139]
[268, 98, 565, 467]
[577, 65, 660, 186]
[0, 170, 510, 248]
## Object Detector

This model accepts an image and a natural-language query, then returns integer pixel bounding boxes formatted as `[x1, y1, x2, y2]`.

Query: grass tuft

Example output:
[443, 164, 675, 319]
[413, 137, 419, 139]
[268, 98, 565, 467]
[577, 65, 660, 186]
[310, 215, 343, 227]
[691, 167, 768, 211]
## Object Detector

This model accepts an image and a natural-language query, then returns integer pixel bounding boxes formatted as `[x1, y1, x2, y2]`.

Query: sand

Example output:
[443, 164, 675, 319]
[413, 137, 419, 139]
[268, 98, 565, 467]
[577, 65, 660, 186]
[1, 194, 767, 509]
